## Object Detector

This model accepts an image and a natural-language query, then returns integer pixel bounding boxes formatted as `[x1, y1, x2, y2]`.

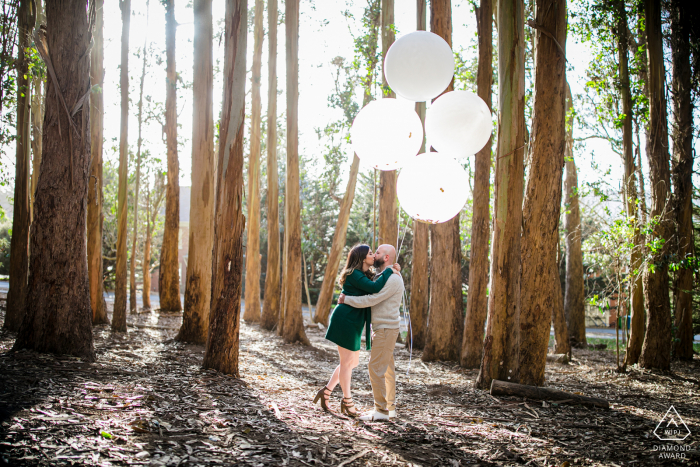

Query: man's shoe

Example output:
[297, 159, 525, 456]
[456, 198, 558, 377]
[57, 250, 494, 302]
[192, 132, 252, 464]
[359, 410, 390, 421]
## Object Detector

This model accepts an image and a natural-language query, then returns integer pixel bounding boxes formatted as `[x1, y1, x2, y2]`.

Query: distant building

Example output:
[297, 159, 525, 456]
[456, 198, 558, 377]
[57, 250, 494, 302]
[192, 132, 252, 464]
[150, 186, 190, 294]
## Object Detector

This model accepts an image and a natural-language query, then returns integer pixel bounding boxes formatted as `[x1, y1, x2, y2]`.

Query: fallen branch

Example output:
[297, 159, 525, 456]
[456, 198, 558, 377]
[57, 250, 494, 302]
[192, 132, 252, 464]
[490, 379, 609, 409]
[337, 449, 371, 467]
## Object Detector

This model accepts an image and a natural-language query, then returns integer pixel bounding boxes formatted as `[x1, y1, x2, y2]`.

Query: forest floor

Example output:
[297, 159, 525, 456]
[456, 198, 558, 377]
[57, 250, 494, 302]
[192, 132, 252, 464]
[0, 299, 699, 467]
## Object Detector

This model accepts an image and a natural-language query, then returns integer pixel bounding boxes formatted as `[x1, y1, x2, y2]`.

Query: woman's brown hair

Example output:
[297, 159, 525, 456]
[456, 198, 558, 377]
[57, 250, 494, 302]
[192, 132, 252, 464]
[338, 244, 374, 286]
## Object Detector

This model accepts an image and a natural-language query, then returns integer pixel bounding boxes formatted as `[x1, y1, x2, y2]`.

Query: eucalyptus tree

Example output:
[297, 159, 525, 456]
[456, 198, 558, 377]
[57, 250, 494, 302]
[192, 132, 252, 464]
[113, 0, 131, 332]
[13, 0, 95, 360]
[178, 0, 215, 344]
[476, 0, 526, 390]
[159, 0, 182, 312]
[4, 0, 34, 332]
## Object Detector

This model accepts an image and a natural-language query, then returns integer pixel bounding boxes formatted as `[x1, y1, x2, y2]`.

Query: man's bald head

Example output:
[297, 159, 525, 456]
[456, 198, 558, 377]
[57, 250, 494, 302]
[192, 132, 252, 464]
[375, 244, 396, 269]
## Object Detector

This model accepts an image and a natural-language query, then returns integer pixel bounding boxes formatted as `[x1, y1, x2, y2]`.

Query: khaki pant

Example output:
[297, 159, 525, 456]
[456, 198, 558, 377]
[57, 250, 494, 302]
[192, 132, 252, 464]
[368, 327, 399, 414]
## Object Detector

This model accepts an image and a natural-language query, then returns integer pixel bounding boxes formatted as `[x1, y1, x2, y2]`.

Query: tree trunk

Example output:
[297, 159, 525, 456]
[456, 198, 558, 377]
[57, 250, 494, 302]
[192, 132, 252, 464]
[422, 0, 463, 363]
[113, 0, 131, 332]
[314, 2, 381, 326]
[203, 0, 247, 375]
[519, 0, 567, 387]
[378, 0, 398, 248]
[178, 0, 215, 344]
[260, 0, 280, 331]
[669, 0, 693, 361]
[281, 0, 309, 345]
[461, 0, 493, 368]
[476, 0, 525, 390]
[88, 0, 108, 325]
[12, 0, 95, 360]
[4, 0, 34, 332]
[159, 0, 182, 312]
[130, 10, 149, 314]
[408, 0, 429, 351]
[552, 240, 569, 355]
[30, 0, 43, 223]
[639, 0, 672, 371]
[243, 0, 264, 323]
[142, 219, 152, 310]
[616, 5, 644, 365]
[563, 84, 586, 347]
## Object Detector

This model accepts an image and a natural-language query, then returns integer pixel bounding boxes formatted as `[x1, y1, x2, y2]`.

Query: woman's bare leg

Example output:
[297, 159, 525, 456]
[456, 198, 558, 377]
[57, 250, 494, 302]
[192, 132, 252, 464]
[338, 346, 359, 399]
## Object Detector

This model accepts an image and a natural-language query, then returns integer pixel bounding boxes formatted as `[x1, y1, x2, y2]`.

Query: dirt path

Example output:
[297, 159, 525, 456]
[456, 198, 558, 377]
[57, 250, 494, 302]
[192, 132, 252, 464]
[1, 305, 699, 466]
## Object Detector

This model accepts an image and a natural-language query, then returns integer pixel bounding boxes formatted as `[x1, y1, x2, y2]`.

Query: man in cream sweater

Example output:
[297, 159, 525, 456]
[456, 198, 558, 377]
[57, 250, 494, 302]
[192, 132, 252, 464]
[338, 244, 404, 421]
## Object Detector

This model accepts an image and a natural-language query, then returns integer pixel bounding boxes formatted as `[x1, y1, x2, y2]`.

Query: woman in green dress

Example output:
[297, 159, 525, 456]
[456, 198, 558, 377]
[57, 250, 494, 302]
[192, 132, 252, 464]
[312, 244, 399, 417]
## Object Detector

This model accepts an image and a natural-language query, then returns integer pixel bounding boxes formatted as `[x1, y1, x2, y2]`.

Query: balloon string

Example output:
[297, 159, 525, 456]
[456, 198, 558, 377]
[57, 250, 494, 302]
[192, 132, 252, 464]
[496, 144, 525, 161]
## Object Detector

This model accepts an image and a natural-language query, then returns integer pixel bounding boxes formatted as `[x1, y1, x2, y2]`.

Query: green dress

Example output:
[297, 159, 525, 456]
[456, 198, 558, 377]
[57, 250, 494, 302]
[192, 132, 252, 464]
[325, 268, 393, 351]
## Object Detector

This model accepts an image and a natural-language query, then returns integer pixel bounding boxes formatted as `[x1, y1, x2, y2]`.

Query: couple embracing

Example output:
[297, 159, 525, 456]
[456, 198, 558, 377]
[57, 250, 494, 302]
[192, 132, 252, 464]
[313, 244, 405, 421]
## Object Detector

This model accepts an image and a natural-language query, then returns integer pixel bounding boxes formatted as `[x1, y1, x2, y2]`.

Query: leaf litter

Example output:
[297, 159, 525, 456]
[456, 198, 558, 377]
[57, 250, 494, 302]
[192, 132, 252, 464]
[0, 299, 698, 466]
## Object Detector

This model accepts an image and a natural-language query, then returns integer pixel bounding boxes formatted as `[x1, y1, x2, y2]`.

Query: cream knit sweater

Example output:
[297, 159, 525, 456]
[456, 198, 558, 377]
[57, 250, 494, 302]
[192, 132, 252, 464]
[343, 271, 404, 330]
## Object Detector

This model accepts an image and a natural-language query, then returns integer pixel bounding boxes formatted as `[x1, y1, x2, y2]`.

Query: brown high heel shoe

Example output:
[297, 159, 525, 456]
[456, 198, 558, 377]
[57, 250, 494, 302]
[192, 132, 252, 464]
[340, 397, 358, 418]
[313, 386, 332, 412]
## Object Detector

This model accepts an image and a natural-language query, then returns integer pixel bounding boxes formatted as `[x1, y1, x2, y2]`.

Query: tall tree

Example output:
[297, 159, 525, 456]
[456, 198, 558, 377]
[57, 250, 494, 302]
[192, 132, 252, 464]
[563, 84, 586, 347]
[669, 0, 694, 361]
[476, 0, 526, 389]
[13, 0, 95, 360]
[159, 0, 182, 312]
[88, 0, 108, 325]
[614, 2, 644, 365]
[552, 237, 570, 355]
[203, 0, 247, 375]
[281, 0, 309, 345]
[313, 0, 381, 326]
[260, 0, 280, 331]
[243, 0, 264, 323]
[177, 0, 215, 344]
[519, 0, 567, 386]
[638, 0, 672, 371]
[142, 173, 165, 310]
[461, 0, 493, 368]
[130, 3, 150, 314]
[113, 0, 131, 332]
[378, 0, 397, 248]
[29, 0, 43, 221]
[422, 0, 463, 363]
[4, 0, 34, 332]
[409, 0, 429, 350]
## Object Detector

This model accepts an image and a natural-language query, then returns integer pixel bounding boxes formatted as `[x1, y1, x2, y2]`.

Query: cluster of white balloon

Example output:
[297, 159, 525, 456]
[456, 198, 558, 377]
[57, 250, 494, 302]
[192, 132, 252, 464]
[350, 31, 492, 224]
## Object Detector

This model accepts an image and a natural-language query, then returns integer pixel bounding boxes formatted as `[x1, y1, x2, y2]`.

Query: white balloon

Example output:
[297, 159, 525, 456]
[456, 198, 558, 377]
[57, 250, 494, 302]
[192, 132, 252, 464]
[350, 98, 424, 171]
[397, 152, 470, 224]
[384, 31, 455, 102]
[425, 90, 492, 158]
